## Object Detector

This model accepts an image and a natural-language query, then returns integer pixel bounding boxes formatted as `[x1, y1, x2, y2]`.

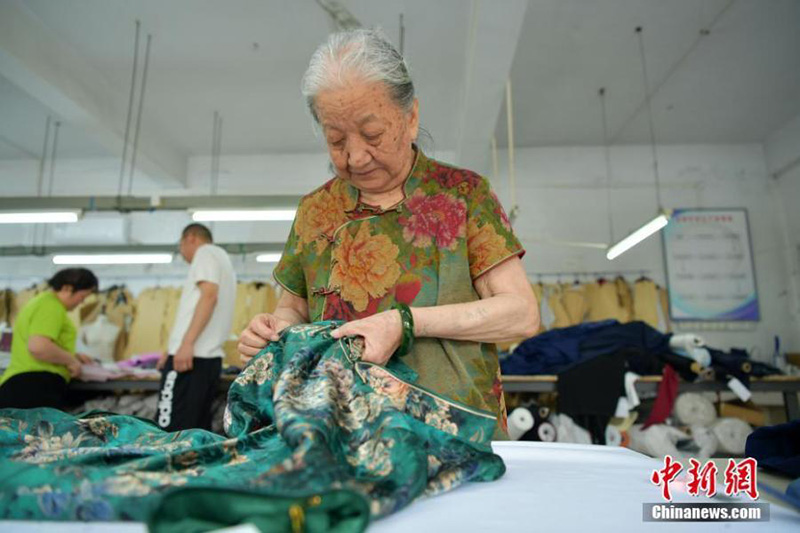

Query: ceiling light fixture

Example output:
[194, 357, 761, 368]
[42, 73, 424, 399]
[255, 253, 282, 264]
[606, 212, 670, 260]
[0, 210, 81, 224]
[607, 26, 670, 260]
[190, 209, 296, 222]
[53, 253, 173, 265]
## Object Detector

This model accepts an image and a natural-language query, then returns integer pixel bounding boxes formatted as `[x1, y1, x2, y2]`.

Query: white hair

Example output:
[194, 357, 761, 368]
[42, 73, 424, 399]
[301, 29, 415, 123]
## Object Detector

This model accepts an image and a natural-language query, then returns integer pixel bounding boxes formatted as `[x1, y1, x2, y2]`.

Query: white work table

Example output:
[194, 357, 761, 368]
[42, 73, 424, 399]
[3, 441, 798, 532]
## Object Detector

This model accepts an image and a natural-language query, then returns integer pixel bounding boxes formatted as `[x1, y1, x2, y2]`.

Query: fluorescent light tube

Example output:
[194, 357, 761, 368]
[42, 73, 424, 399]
[255, 253, 282, 263]
[606, 213, 669, 260]
[0, 210, 81, 224]
[190, 209, 296, 222]
[53, 253, 174, 265]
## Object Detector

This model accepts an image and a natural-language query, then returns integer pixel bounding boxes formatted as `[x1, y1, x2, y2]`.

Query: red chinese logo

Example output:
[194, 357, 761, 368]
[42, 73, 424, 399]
[724, 458, 759, 500]
[687, 458, 717, 497]
[652, 457, 758, 501]
[651, 455, 683, 501]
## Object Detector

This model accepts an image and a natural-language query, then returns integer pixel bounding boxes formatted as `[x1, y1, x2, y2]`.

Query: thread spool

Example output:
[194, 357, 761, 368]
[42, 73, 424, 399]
[538, 421, 557, 442]
[508, 407, 534, 441]
[605, 425, 623, 446]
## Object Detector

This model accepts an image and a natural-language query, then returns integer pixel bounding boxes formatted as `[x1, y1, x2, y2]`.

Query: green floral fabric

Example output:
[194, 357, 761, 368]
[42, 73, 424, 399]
[274, 148, 524, 436]
[0, 322, 505, 529]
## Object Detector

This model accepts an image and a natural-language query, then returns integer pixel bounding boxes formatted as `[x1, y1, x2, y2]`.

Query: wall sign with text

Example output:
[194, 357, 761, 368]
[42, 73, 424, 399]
[663, 208, 759, 321]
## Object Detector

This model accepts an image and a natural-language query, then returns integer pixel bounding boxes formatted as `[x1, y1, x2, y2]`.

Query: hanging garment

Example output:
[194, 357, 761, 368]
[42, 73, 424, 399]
[642, 365, 680, 428]
[615, 277, 633, 323]
[124, 288, 172, 358]
[0, 289, 14, 325]
[557, 351, 628, 444]
[586, 280, 626, 323]
[658, 286, 671, 332]
[80, 315, 121, 363]
[545, 284, 572, 329]
[0, 321, 504, 525]
[633, 279, 660, 330]
[562, 284, 588, 326]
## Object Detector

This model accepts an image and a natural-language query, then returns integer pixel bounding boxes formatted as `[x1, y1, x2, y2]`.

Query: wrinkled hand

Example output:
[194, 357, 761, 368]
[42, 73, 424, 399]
[76, 353, 96, 365]
[155, 352, 168, 371]
[67, 358, 82, 378]
[330, 310, 402, 366]
[174, 342, 194, 373]
[238, 313, 292, 365]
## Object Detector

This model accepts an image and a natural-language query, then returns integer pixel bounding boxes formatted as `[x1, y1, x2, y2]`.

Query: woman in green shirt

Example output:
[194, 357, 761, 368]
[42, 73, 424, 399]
[0, 268, 98, 409]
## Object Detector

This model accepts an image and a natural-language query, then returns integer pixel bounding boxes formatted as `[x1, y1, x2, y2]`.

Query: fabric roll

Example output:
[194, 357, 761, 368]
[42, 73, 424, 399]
[538, 422, 557, 442]
[712, 417, 752, 455]
[629, 423, 689, 458]
[669, 333, 705, 351]
[674, 393, 717, 427]
[745, 420, 800, 478]
[552, 413, 592, 445]
[605, 425, 622, 447]
[691, 425, 718, 460]
[520, 404, 555, 442]
[508, 407, 534, 441]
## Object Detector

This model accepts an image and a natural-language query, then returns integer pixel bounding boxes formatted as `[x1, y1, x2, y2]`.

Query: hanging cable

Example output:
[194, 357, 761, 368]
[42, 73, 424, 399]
[215, 115, 223, 195]
[128, 32, 152, 197]
[37, 116, 52, 197]
[210, 111, 218, 196]
[491, 135, 499, 183]
[599, 88, 615, 244]
[636, 26, 663, 210]
[47, 121, 61, 197]
[210, 111, 222, 196]
[505, 78, 518, 221]
[399, 13, 405, 55]
[118, 20, 141, 205]
[610, 0, 735, 143]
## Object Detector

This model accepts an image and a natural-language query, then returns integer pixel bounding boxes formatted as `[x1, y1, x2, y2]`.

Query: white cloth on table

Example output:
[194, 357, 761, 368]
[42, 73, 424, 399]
[3, 442, 798, 532]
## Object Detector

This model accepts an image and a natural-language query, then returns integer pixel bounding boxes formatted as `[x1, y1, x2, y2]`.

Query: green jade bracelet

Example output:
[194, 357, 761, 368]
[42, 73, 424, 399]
[393, 303, 415, 356]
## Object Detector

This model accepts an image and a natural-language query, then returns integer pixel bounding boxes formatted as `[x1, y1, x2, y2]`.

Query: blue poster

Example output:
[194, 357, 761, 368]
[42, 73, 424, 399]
[663, 209, 760, 321]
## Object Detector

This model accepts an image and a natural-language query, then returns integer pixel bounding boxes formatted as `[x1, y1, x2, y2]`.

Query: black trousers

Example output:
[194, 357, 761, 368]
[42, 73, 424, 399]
[156, 356, 221, 432]
[0, 371, 68, 410]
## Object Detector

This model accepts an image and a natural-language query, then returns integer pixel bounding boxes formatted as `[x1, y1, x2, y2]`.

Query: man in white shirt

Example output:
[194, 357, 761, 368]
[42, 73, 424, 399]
[156, 223, 236, 432]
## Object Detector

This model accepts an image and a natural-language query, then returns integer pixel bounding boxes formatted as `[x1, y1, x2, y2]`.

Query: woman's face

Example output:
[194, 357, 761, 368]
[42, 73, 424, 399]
[62, 288, 94, 311]
[314, 80, 419, 196]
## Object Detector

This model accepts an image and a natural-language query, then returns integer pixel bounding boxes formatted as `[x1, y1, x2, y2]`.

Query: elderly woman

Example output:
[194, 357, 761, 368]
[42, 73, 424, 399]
[239, 29, 539, 436]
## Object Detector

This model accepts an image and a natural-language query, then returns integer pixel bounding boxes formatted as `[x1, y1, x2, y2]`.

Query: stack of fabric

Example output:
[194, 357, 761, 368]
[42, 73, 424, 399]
[501, 320, 781, 449]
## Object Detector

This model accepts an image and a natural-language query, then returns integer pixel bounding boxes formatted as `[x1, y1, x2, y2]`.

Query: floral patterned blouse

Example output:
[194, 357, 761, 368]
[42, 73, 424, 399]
[274, 148, 524, 437]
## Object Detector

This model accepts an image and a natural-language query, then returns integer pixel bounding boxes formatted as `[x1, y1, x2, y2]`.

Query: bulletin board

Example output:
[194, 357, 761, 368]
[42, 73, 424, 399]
[662, 208, 760, 321]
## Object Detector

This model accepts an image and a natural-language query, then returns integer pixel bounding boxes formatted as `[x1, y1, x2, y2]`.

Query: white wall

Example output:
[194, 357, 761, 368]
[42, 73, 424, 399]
[764, 112, 800, 344]
[490, 144, 798, 359]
